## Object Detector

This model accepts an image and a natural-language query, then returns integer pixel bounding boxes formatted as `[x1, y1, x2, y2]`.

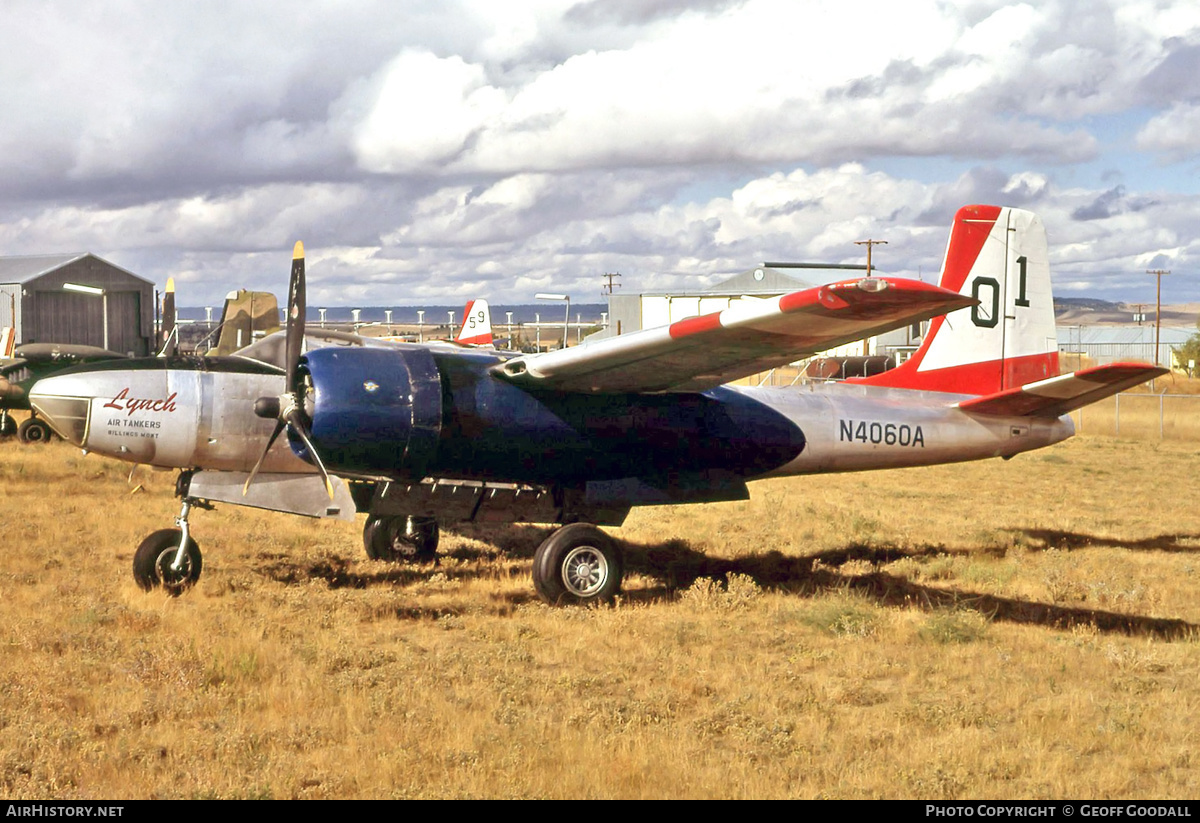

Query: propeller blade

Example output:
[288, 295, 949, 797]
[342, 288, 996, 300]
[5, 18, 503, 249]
[243, 418, 287, 495]
[246, 241, 335, 501]
[285, 241, 306, 396]
[285, 407, 335, 500]
[160, 278, 177, 357]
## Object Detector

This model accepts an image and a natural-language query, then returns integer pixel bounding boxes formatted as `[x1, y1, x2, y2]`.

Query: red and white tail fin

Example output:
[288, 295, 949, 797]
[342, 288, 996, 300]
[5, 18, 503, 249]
[0, 327, 14, 358]
[854, 205, 1059, 396]
[456, 299, 493, 347]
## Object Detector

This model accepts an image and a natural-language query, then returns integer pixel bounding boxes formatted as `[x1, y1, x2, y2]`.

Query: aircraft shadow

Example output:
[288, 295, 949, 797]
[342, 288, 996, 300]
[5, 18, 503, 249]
[255, 552, 437, 590]
[620, 537, 1200, 640]
[248, 530, 1200, 639]
[1011, 528, 1200, 554]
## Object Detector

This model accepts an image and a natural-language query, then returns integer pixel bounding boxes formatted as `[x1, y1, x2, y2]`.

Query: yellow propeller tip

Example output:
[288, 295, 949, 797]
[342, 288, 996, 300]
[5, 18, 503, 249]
[165, 277, 175, 293]
[293, 241, 305, 259]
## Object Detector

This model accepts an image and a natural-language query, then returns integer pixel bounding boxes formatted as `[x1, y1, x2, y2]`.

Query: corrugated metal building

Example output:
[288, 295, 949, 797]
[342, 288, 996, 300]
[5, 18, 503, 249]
[0, 253, 155, 355]
[599, 265, 820, 338]
[1056, 325, 1195, 369]
[596, 264, 924, 357]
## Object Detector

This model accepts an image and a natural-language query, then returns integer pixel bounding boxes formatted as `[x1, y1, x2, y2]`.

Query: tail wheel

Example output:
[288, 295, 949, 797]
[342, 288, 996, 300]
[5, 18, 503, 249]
[532, 523, 623, 606]
[133, 529, 203, 596]
[363, 515, 439, 563]
[17, 417, 52, 444]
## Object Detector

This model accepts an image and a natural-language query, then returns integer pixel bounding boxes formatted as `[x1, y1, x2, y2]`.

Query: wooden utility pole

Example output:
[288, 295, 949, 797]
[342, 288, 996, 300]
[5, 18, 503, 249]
[855, 239, 888, 275]
[855, 239, 887, 357]
[602, 272, 622, 296]
[1146, 269, 1170, 366]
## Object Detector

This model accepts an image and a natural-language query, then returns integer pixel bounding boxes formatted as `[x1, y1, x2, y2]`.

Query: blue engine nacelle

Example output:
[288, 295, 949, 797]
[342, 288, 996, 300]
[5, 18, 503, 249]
[301, 346, 442, 478]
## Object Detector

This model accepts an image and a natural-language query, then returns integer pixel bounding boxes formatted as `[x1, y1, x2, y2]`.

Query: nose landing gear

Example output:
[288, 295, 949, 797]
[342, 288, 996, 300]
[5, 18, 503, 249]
[132, 472, 209, 595]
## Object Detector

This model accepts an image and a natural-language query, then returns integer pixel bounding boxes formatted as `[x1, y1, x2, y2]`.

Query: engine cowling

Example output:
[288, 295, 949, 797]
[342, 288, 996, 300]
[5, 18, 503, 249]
[301, 346, 442, 478]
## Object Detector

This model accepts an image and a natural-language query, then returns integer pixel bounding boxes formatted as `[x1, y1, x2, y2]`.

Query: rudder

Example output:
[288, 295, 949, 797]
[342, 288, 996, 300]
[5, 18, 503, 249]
[853, 205, 1058, 395]
[456, 299, 494, 347]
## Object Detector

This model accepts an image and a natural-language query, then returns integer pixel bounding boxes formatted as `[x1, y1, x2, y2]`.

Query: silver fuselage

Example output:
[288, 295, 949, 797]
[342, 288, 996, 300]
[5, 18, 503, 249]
[30, 353, 1074, 487]
[30, 359, 305, 473]
[737, 382, 1073, 476]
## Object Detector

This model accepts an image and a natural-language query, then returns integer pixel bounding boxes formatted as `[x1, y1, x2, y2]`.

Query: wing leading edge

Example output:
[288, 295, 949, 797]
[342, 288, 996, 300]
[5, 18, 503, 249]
[494, 277, 975, 394]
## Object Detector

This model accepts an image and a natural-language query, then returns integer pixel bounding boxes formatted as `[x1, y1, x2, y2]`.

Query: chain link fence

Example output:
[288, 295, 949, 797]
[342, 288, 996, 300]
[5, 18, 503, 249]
[1072, 392, 1200, 441]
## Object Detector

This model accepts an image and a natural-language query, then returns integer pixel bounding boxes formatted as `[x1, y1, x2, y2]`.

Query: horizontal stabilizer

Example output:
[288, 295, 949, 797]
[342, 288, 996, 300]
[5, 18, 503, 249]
[956, 362, 1168, 418]
[496, 277, 973, 393]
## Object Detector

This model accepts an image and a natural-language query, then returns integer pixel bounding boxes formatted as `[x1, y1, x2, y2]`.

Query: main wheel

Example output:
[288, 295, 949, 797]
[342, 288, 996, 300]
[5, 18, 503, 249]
[532, 523, 623, 606]
[0, 414, 16, 438]
[133, 529, 203, 596]
[17, 417, 52, 444]
[363, 515, 439, 563]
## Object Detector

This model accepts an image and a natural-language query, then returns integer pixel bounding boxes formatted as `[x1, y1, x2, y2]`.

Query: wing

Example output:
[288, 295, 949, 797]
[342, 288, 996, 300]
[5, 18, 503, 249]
[495, 277, 974, 393]
[956, 362, 1169, 418]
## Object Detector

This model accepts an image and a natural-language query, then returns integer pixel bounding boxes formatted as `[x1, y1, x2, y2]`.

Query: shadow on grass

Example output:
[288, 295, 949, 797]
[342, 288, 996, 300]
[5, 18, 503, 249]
[248, 528, 1200, 639]
[621, 537, 1200, 640]
[251, 525, 549, 598]
[1012, 528, 1200, 554]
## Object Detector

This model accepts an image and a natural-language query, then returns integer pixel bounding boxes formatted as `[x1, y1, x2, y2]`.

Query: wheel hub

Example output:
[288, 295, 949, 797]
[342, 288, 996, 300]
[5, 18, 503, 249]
[155, 549, 192, 586]
[562, 546, 607, 597]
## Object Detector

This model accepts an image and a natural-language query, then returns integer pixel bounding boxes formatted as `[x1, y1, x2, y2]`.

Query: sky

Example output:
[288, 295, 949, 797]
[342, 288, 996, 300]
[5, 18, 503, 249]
[2, 0, 1199, 308]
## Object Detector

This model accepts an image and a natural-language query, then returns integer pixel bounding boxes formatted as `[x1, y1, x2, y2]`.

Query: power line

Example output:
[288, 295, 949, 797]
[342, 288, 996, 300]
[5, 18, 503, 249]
[854, 239, 888, 275]
[602, 271, 622, 297]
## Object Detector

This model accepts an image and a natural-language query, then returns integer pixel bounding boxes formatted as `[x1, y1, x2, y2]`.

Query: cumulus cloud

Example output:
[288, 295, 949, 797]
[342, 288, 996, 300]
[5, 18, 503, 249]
[1136, 102, 1200, 161]
[1, 0, 1199, 304]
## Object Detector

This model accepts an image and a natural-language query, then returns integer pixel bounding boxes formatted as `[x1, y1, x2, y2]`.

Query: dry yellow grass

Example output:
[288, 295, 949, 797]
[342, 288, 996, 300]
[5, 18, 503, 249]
[1, 426, 1199, 798]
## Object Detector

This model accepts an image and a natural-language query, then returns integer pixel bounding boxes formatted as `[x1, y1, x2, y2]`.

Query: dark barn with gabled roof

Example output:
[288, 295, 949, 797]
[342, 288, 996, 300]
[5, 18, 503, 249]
[0, 253, 155, 356]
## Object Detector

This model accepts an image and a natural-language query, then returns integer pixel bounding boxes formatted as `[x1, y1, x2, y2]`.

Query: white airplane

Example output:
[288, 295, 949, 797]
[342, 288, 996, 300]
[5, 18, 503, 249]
[28, 205, 1165, 604]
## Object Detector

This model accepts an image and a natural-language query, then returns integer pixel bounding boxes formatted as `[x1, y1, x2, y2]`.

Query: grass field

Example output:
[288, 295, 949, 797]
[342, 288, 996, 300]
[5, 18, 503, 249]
[2, 426, 1199, 798]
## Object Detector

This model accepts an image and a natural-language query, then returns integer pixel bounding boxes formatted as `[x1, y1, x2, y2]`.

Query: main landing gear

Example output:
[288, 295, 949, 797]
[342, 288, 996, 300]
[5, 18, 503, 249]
[18, 417, 52, 443]
[360, 513, 624, 606]
[8, 413, 53, 443]
[531, 523, 624, 606]
[132, 474, 208, 596]
[362, 515, 439, 563]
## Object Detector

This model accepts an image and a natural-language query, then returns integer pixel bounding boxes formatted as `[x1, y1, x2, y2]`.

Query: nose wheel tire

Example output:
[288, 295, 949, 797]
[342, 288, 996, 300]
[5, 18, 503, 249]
[363, 515, 439, 563]
[532, 523, 623, 606]
[133, 529, 203, 596]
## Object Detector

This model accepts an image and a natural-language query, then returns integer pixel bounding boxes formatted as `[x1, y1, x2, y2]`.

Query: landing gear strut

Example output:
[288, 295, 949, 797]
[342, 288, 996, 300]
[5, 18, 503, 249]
[532, 523, 623, 606]
[363, 515, 439, 563]
[132, 473, 209, 595]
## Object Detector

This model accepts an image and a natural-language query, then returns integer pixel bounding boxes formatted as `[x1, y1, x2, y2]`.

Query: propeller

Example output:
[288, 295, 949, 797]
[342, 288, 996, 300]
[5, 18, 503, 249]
[243, 241, 335, 499]
[159, 277, 177, 357]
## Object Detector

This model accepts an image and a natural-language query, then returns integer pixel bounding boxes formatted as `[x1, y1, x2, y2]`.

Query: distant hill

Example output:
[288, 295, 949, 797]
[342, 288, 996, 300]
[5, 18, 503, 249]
[1054, 297, 1122, 313]
[1054, 297, 1198, 326]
